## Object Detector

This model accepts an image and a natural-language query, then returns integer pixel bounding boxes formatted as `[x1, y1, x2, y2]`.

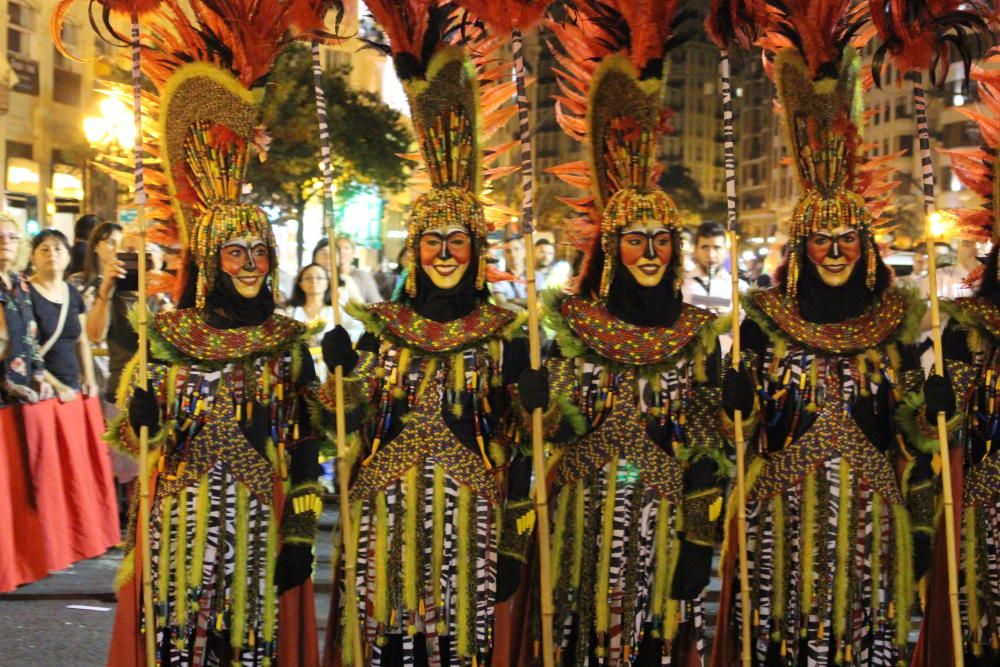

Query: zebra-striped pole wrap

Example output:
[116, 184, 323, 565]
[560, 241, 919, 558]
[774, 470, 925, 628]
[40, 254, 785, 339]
[311, 42, 335, 211]
[720, 51, 737, 233]
[911, 72, 936, 214]
[131, 15, 146, 206]
[512, 29, 534, 235]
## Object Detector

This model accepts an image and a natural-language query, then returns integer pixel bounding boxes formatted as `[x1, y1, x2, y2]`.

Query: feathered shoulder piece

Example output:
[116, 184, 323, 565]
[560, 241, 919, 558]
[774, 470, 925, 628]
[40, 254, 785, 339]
[940, 51, 1000, 243]
[869, 0, 992, 87]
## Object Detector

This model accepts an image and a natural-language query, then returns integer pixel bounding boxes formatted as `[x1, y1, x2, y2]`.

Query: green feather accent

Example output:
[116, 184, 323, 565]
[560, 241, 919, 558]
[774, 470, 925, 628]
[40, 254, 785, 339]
[403, 466, 420, 614]
[832, 460, 851, 644]
[891, 502, 913, 646]
[431, 468, 446, 612]
[677, 444, 735, 479]
[231, 483, 249, 650]
[157, 494, 174, 615]
[895, 389, 965, 454]
[871, 494, 882, 613]
[456, 485, 472, 656]
[115, 549, 136, 590]
[374, 491, 390, 625]
[595, 456, 619, 634]
[175, 488, 189, 627]
[800, 470, 817, 630]
[772, 494, 787, 626]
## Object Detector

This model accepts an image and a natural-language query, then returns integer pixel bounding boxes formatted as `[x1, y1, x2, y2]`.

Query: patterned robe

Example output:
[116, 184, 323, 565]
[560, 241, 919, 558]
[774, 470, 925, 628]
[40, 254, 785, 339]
[712, 287, 924, 667]
[910, 296, 1000, 665]
[320, 301, 528, 666]
[107, 310, 319, 667]
[543, 294, 725, 665]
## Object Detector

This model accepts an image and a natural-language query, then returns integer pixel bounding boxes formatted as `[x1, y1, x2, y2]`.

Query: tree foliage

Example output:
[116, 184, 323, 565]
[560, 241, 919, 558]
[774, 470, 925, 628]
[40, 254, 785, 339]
[247, 43, 412, 265]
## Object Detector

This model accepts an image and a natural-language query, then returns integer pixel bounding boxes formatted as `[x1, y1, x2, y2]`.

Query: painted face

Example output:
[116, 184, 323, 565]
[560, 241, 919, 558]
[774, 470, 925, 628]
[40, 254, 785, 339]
[419, 226, 472, 289]
[619, 223, 673, 287]
[219, 237, 270, 299]
[805, 225, 862, 287]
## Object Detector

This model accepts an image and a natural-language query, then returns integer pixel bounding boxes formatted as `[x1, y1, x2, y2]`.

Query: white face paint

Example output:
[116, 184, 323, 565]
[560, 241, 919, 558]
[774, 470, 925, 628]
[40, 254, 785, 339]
[220, 236, 270, 299]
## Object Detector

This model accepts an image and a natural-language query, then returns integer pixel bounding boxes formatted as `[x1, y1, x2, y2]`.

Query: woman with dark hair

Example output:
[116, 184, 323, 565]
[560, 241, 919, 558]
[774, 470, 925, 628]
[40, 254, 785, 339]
[28, 229, 96, 402]
[0, 213, 51, 403]
[285, 263, 364, 377]
[69, 213, 102, 275]
[69, 221, 124, 292]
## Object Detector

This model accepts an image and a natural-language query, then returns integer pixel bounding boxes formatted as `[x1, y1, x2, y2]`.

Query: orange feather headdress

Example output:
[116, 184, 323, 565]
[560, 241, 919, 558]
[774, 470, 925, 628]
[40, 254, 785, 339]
[869, 0, 992, 87]
[546, 0, 690, 296]
[940, 51, 1000, 245]
[54, 0, 330, 305]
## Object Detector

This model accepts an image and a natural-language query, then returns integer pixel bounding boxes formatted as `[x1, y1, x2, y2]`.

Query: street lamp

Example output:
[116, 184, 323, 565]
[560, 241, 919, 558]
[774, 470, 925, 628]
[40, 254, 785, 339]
[83, 95, 135, 150]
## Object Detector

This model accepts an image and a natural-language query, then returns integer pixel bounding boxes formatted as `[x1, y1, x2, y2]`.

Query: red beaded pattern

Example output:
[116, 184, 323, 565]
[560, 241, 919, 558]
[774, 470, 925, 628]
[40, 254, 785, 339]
[366, 301, 515, 353]
[560, 296, 712, 365]
[154, 310, 305, 361]
[754, 288, 906, 354]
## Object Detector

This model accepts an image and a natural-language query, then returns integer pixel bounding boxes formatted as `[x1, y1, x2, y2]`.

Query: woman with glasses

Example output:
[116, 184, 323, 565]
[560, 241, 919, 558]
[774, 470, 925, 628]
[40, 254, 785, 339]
[0, 214, 51, 403]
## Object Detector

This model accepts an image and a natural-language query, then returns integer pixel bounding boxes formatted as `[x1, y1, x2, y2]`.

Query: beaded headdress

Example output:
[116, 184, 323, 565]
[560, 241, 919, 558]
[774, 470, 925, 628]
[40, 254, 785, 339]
[361, 1, 495, 298]
[547, 1, 685, 296]
[762, 0, 896, 299]
[52, 1, 331, 307]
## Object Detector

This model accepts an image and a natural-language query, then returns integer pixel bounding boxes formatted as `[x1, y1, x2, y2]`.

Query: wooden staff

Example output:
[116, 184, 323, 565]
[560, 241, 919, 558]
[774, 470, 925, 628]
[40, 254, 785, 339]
[718, 50, 752, 666]
[310, 41, 364, 665]
[511, 27, 556, 667]
[924, 210, 964, 667]
[129, 13, 156, 666]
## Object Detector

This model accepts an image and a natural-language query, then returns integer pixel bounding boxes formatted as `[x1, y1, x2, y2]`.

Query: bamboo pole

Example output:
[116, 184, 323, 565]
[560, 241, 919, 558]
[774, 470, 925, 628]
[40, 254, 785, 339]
[718, 50, 752, 666]
[924, 211, 965, 667]
[311, 41, 364, 665]
[511, 27, 555, 667]
[911, 68, 963, 664]
[129, 13, 156, 666]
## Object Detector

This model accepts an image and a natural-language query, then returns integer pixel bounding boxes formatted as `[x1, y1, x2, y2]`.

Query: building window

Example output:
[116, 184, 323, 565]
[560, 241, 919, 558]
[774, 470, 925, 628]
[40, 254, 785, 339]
[7, 2, 37, 58]
[53, 21, 82, 105]
[899, 135, 914, 153]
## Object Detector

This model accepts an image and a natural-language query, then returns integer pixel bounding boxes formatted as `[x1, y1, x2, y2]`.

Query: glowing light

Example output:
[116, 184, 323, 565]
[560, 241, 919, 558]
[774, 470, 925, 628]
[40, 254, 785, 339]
[928, 211, 948, 239]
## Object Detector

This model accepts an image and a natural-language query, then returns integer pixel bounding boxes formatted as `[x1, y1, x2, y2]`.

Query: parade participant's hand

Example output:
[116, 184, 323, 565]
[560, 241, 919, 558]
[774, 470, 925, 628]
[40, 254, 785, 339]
[276, 544, 314, 593]
[55, 383, 77, 404]
[722, 366, 755, 418]
[670, 541, 713, 600]
[924, 374, 956, 420]
[321, 325, 358, 374]
[518, 367, 550, 412]
[851, 394, 884, 450]
[495, 555, 522, 602]
[81, 383, 99, 398]
[129, 385, 160, 438]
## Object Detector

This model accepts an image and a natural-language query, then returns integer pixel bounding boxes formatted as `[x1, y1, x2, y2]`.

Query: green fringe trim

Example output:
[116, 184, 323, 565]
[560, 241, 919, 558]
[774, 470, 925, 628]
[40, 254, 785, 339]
[157, 495, 174, 614]
[941, 298, 999, 352]
[541, 288, 716, 375]
[833, 460, 851, 648]
[403, 466, 420, 615]
[374, 491, 389, 625]
[115, 549, 136, 590]
[431, 467, 446, 618]
[175, 488, 189, 627]
[662, 533, 683, 641]
[964, 506, 980, 648]
[772, 494, 787, 627]
[800, 470, 817, 631]
[650, 499, 672, 629]
[895, 389, 966, 455]
[189, 476, 210, 593]
[595, 456, 619, 634]
[231, 483, 250, 651]
[339, 501, 362, 663]
[677, 444, 736, 479]
[891, 502, 913, 647]
[456, 485, 473, 656]
[571, 479, 586, 592]
[263, 491, 279, 646]
[719, 457, 764, 578]
[741, 284, 926, 353]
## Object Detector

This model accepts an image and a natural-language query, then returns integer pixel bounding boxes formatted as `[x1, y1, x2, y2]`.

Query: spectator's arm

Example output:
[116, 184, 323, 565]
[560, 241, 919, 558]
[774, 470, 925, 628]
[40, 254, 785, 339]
[0, 306, 9, 361]
[86, 259, 124, 343]
[77, 313, 97, 394]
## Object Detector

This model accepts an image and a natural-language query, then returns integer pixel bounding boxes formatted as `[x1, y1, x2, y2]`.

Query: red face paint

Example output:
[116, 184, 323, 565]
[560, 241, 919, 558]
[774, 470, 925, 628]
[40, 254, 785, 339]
[619, 230, 672, 266]
[419, 230, 473, 266]
[220, 240, 270, 276]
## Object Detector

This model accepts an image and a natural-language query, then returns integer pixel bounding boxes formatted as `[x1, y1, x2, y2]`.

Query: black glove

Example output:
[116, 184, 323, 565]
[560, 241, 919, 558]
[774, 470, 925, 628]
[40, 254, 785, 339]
[851, 393, 883, 449]
[321, 325, 358, 374]
[722, 367, 755, 418]
[518, 367, 550, 412]
[241, 401, 269, 456]
[276, 543, 314, 594]
[670, 541, 713, 600]
[129, 385, 160, 438]
[924, 374, 956, 421]
[495, 554, 523, 602]
[289, 439, 323, 485]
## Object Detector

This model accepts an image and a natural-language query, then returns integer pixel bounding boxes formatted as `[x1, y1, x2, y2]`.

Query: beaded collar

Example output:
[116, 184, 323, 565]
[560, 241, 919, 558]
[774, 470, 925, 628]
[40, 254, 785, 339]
[751, 288, 906, 354]
[944, 297, 1000, 341]
[560, 296, 714, 365]
[153, 309, 305, 361]
[364, 301, 516, 353]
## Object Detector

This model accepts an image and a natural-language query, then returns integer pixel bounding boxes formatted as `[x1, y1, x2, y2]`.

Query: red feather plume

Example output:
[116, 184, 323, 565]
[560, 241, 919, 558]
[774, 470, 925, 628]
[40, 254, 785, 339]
[759, 0, 869, 77]
[452, 0, 553, 35]
[705, 0, 772, 50]
[868, 0, 993, 86]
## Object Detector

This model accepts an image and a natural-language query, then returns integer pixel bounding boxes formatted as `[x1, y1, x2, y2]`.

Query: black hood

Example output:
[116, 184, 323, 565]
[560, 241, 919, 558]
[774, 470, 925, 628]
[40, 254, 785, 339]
[404, 245, 488, 322]
[605, 262, 683, 326]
